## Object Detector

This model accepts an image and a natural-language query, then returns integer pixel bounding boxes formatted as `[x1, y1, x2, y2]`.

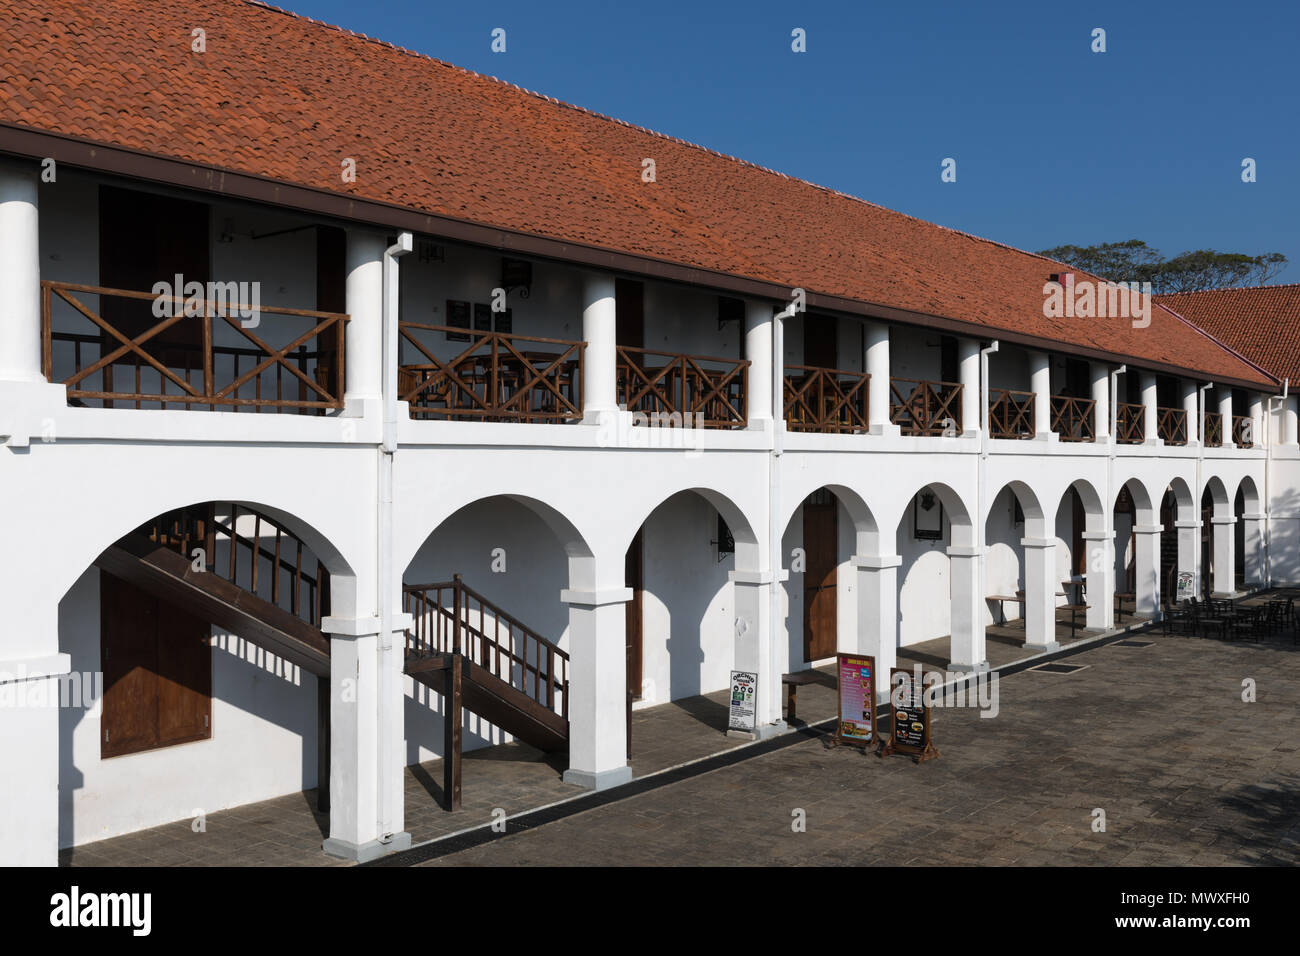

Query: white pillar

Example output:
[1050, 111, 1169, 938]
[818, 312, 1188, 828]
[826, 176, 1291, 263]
[1090, 362, 1110, 440]
[344, 231, 386, 404]
[1211, 516, 1237, 595]
[1182, 380, 1199, 446]
[1029, 350, 1053, 440]
[319, 615, 411, 862]
[1021, 537, 1059, 650]
[1284, 395, 1299, 446]
[0, 654, 68, 865]
[1247, 394, 1264, 448]
[958, 339, 980, 436]
[581, 273, 618, 422]
[743, 301, 773, 428]
[1218, 388, 1236, 449]
[864, 321, 898, 436]
[1175, 519, 1200, 596]
[947, 547, 987, 671]
[1140, 371, 1159, 444]
[1082, 529, 1114, 629]
[853, 555, 899, 684]
[730, 569, 786, 734]
[0, 162, 43, 383]
[1132, 526, 1162, 615]
[561, 584, 632, 789]
[1242, 512, 1265, 586]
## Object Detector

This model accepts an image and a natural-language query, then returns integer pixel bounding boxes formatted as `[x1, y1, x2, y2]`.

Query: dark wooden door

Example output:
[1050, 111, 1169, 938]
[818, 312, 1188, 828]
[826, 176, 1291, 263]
[615, 279, 644, 351]
[1071, 487, 1086, 577]
[625, 527, 644, 701]
[804, 316, 837, 369]
[803, 493, 838, 662]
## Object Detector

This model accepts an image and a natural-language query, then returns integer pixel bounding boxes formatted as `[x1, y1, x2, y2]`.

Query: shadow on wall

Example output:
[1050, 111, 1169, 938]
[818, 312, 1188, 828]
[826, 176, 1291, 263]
[1270, 485, 1300, 586]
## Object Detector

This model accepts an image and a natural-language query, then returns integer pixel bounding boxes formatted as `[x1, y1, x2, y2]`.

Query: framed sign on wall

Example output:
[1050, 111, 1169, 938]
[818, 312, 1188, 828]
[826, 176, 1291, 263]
[914, 490, 944, 540]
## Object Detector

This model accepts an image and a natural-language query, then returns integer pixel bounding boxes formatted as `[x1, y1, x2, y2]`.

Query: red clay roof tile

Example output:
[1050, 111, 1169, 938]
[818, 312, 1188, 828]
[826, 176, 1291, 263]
[1159, 286, 1300, 389]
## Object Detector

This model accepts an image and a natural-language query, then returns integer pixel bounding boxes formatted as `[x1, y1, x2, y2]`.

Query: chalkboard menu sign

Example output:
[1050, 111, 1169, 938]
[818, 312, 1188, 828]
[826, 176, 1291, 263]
[878, 667, 939, 763]
[835, 654, 876, 749]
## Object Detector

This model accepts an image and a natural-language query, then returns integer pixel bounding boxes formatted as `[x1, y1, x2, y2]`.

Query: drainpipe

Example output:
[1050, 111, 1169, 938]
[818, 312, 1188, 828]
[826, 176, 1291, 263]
[978, 342, 998, 645]
[378, 231, 412, 840]
[769, 306, 785, 720]
[1264, 378, 1288, 585]
[1107, 366, 1125, 599]
[1197, 381, 1212, 593]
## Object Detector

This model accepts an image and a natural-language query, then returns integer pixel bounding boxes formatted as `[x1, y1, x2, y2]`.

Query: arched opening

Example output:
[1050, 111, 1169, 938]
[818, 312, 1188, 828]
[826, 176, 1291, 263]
[56, 499, 352, 851]
[1114, 478, 1158, 616]
[1202, 476, 1232, 596]
[1236, 475, 1263, 588]
[1054, 479, 1108, 631]
[1158, 477, 1197, 609]
[984, 480, 1054, 648]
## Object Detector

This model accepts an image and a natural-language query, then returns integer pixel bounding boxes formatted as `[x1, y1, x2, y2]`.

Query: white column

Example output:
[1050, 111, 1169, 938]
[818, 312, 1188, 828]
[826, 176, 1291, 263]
[1247, 394, 1264, 448]
[853, 555, 899, 684]
[865, 321, 898, 436]
[743, 301, 773, 428]
[1218, 388, 1236, 448]
[1175, 519, 1200, 596]
[1029, 350, 1053, 440]
[344, 231, 386, 404]
[1182, 380, 1199, 447]
[1242, 512, 1266, 586]
[947, 547, 987, 671]
[1132, 526, 1162, 615]
[1082, 529, 1114, 629]
[561, 584, 632, 789]
[1090, 362, 1110, 440]
[1211, 516, 1237, 595]
[730, 569, 786, 734]
[0, 162, 43, 383]
[1021, 537, 1059, 650]
[1284, 395, 1299, 446]
[957, 339, 980, 436]
[581, 273, 618, 423]
[1140, 371, 1159, 444]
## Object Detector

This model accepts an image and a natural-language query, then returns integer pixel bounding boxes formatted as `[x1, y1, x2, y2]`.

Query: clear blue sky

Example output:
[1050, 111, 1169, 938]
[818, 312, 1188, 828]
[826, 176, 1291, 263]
[280, 0, 1300, 283]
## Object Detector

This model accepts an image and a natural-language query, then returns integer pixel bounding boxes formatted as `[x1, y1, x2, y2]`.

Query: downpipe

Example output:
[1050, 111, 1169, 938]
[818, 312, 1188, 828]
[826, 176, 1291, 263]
[1264, 378, 1288, 586]
[1108, 365, 1125, 608]
[1197, 381, 1212, 594]
[377, 231, 412, 840]
[768, 306, 785, 727]
[978, 341, 998, 646]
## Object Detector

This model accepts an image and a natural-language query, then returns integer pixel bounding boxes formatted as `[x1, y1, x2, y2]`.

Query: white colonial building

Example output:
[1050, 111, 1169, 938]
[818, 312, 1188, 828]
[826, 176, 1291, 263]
[2, 0, 1298, 865]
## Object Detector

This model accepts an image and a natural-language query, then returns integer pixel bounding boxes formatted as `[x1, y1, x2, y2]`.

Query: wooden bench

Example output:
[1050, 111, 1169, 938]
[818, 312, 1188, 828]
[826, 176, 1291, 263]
[1060, 603, 1089, 640]
[782, 670, 820, 722]
[986, 591, 1067, 627]
[1114, 591, 1135, 626]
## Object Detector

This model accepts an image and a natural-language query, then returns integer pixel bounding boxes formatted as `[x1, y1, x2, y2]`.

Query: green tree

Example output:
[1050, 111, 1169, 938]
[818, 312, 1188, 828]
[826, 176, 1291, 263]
[1037, 239, 1287, 293]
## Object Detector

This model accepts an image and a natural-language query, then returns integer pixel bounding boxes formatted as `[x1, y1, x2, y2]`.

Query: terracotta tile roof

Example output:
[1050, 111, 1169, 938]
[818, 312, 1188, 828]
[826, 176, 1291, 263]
[1159, 285, 1300, 388]
[0, 0, 1277, 388]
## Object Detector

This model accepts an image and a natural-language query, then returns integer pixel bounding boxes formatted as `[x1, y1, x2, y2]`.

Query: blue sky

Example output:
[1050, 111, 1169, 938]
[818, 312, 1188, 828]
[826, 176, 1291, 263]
[280, 0, 1300, 283]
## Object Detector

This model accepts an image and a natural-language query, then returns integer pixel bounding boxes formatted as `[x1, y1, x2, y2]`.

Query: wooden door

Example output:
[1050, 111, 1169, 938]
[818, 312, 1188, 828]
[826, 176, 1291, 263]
[803, 316, 837, 369]
[625, 527, 644, 701]
[1071, 487, 1086, 577]
[615, 279, 644, 351]
[802, 492, 838, 662]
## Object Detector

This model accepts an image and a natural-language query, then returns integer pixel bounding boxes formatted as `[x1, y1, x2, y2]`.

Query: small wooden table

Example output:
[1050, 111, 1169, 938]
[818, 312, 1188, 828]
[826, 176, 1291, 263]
[1061, 604, 1089, 640]
[986, 591, 1067, 626]
[782, 670, 820, 722]
[1114, 592, 1135, 626]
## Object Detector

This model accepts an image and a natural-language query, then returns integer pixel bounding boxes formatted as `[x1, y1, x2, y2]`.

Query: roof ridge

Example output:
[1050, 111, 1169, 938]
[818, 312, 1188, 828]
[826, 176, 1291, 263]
[1158, 282, 1300, 298]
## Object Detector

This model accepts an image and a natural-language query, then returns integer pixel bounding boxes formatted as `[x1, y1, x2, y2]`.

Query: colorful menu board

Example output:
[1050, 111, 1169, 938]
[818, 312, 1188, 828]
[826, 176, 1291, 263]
[879, 667, 940, 762]
[835, 654, 876, 748]
[728, 671, 758, 734]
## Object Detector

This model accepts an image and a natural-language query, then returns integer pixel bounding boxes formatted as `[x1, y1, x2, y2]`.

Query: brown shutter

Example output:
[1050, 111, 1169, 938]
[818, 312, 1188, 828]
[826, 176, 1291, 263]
[100, 572, 160, 758]
[155, 599, 212, 746]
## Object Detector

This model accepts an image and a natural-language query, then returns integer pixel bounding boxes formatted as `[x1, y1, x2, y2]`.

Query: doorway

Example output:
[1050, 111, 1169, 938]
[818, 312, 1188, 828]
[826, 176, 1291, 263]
[802, 490, 838, 662]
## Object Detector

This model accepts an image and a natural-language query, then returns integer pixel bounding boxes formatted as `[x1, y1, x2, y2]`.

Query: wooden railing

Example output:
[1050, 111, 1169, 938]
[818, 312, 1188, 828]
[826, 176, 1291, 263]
[398, 324, 585, 422]
[1157, 407, 1188, 446]
[616, 347, 749, 428]
[783, 366, 869, 434]
[988, 389, 1035, 439]
[1233, 415, 1254, 447]
[1050, 395, 1095, 442]
[1116, 402, 1145, 444]
[41, 281, 347, 413]
[404, 576, 569, 720]
[140, 503, 329, 628]
[889, 379, 963, 436]
[1204, 412, 1224, 447]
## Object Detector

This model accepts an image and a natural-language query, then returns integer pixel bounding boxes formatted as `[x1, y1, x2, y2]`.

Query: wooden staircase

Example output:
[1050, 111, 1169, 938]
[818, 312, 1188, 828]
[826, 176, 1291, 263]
[92, 506, 568, 811]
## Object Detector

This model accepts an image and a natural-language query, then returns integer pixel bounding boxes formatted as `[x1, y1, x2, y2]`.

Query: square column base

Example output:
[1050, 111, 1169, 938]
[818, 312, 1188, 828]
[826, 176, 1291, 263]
[727, 719, 788, 741]
[323, 831, 411, 863]
[948, 660, 990, 673]
[1024, 641, 1061, 654]
[563, 765, 634, 791]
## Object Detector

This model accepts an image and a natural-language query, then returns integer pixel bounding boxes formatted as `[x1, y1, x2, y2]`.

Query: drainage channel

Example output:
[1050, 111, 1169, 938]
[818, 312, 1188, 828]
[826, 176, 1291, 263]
[367, 617, 1160, 867]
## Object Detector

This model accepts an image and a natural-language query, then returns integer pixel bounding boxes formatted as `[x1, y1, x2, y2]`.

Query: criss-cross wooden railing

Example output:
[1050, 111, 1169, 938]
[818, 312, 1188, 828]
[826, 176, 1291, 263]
[889, 378, 962, 436]
[616, 347, 749, 428]
[1116, 402, 1145, 444]
[1050, 395, 1096, 442]
[1204, 412, 1224, 447]
[1157, 407, 1188, 446]
[404, 576, 569, 720]
[1232, 415, 1254, 447]
[783, 366, 869, 433]
[41, 281, 346, 413]
[139, 503, 329, 627]
[397, 323, 585, 422]
[988, 389, 1035, 439]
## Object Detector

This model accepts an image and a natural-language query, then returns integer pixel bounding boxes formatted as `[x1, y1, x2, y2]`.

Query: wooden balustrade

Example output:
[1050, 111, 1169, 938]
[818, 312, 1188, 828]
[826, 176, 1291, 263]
[783, 366, 869, 434]
[41, 281, 347, 413]
[988, 389, 1035, 439]
[1204, 412, 1224, 447]
[889, 378, 963, 436]
[1116, 402, 1145, 444]
[616, 346, 749, 428]
[403, 576, 569, 719]
[1157, 406, 1188, 446]
[1232, 415, 1255, 447]
[398, 324, 585, 422]
[1050, 395, 1096, 442]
